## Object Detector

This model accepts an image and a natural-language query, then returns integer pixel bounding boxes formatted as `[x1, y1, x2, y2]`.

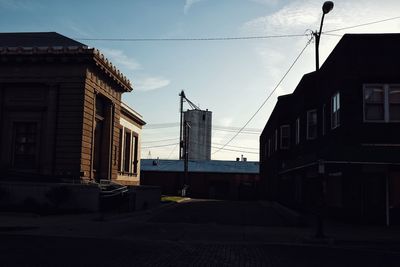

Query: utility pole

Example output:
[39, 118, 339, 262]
[182, 121, 190, 197]
[179, 90, 185, 160]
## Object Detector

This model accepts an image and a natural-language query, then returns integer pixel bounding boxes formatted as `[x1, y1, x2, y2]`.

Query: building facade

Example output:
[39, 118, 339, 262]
[260, 34, 400, 224]
[117, 102, 145, 185]
[0, 32, 142, 186]
[141, 159, 259, 200]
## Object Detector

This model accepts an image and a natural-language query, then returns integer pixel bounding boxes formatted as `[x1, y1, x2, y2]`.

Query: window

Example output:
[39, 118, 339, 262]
[331, 92, 340, 128]
[267, 139, 271, 157]
[322, 104, 326, 135]
[295, 118, 300, 144]
[389, 86, 400, 121]
[280, 125, 290, 149]
[133, 135, 139, 174]
[119, 127, 139, 176]
[306, 110, 317, 140]
[124, 131, 131, 172]
[364, 84, 400, 122]
[12, 122, 38, 169]
[274, 129, 278, 151]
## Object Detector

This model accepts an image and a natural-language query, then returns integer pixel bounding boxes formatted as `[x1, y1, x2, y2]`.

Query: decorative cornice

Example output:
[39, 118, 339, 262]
[0, 45, 133, 92]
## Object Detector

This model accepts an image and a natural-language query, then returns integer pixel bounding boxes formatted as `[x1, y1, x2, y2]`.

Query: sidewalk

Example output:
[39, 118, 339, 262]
[270, 201, 400, 246]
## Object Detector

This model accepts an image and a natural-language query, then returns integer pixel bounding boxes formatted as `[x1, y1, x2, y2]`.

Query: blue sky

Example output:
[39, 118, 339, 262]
[1, 0, 400, 160]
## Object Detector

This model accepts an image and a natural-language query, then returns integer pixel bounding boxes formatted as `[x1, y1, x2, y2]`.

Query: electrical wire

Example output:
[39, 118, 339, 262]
[167, 143, 179, 159]
[142, 142, 179, 149]
[211, 146, 259, 155]
[324, 16, 400, 33]
[142, 137, 179, 143]
[321, 33, 343, 37]
[212, 142, 259, 150]
[212, 39, 312, 155]
[76, 34, 306, 42]
[212, 128, 261, 135]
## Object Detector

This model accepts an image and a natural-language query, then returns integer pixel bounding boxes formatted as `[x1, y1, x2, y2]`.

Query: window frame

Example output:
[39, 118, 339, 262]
[12, 121, 39, 170]
[295, 118, 300, 145]
[363, 84, 400, 123]
[306, 109, 318, 140]
[280, 125, 290, 149]
[331, 92, 340, 129]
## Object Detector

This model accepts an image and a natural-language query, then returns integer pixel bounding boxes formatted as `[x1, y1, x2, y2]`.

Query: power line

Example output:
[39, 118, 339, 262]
[324, 16, 400, 33]
[142, 143, 179, 149]
[167, 143, 179, 159]
[211, 146, 259, 155]
[76, 34, 306, 42]
[212, 143, 259, 150]
[212, 39, 312, 156]
[321, 33, 343, 37]
[142, 137, 179, 143]
[213, 128, 261, 135]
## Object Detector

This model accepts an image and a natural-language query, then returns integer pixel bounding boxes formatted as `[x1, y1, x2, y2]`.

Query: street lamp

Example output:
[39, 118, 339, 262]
[314, 1, 333, 239]
[314, 1, 334, 70]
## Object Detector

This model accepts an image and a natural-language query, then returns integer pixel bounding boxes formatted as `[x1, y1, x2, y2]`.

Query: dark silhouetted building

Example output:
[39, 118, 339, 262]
[260, 34, 400, 224]
[141, 159, 259, 200]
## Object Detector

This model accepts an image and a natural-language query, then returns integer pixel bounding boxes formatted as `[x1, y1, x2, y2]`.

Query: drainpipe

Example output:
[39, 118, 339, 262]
[108, 102, 115, 181]
[90, 91, 97, 181]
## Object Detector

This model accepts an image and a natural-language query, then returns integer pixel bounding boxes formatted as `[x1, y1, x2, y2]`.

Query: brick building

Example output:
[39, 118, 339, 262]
[0, 32, 147, 211]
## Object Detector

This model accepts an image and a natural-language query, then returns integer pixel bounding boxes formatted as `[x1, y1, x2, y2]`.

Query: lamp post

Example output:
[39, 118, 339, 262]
[314, 1, 333, 239]
[314, 1, 334, 71]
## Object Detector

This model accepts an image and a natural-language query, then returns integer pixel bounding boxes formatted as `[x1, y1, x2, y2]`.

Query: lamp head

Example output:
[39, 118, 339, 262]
[322, 1, 334, 14]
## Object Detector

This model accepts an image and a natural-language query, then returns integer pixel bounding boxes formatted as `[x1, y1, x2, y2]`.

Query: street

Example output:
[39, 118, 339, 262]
[1, 199, 400, 266]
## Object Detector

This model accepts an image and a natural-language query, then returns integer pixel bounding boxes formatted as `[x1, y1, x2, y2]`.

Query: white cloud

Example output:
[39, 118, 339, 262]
[184, 0, 203, 14]
[242, 0, 400, 35]
[100, 48, 141, 71]
[240, 0, 400, 100]
[134, 76, 171, 91]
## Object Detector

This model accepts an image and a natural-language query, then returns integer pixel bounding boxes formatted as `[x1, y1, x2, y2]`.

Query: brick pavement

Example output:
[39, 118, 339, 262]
[1, 199, 400, 266]
[1, 234, 400, 267]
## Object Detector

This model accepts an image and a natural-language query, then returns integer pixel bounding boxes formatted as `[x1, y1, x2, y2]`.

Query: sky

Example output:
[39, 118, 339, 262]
[1, 0, 400, 161]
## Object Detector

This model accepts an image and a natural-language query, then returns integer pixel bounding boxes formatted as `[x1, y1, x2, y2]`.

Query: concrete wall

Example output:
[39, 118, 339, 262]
[141, 171, 259, 200]
[0, 181, 100, 212]
[129, 185, 160, 211]
[184, 110, 212, 160]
